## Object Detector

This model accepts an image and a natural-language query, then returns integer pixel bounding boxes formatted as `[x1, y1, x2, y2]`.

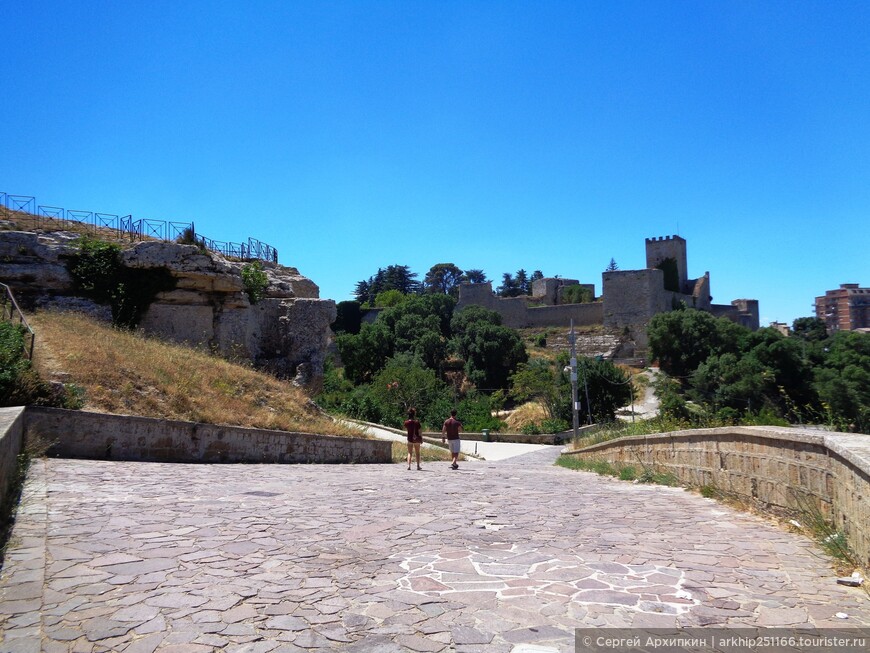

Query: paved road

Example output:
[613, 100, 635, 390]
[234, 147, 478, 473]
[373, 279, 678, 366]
[2, 448, 869, 652]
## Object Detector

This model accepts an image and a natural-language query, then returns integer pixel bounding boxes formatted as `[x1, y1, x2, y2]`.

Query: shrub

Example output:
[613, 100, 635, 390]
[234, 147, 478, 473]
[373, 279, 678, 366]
[541, 418, 570, 433]
[561, 285, 593, 304]
[241, 261, 269, 304]
[176, 225, 205, 250]
[68, 235, 175, 328]
[0, 322, 51, 407]
[454, 391, 506, 432]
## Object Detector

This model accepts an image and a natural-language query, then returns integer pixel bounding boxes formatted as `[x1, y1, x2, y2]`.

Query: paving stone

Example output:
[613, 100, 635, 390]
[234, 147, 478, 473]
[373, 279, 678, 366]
[2, 453, 870, 651]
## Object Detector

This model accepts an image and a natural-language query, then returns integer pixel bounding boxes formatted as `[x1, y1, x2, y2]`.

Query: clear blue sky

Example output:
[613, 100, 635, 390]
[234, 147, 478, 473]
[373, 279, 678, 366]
[3, 1, 868, 325]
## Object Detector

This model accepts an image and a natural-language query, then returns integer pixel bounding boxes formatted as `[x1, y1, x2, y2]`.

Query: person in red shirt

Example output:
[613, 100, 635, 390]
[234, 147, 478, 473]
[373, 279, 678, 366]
[403, 408, 422, 470]
[441, 409, 463, 470]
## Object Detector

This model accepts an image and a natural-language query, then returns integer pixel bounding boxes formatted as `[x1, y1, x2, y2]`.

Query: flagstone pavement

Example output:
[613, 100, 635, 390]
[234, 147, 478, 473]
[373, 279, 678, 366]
[1, 446, 868, 652]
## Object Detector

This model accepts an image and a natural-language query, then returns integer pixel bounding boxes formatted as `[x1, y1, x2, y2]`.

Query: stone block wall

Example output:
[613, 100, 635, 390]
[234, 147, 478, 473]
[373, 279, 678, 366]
[566, 426, 870, 566]
[23, 407, 390, 464]
[602, 269, 668, 328]
[0, 407, 25, 512]
[456, 282, 601, 329]
[645, 235, 688, 290]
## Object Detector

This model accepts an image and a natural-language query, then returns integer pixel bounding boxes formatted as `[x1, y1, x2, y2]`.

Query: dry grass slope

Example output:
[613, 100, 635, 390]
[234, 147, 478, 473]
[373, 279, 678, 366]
[30, 311, 361, 437]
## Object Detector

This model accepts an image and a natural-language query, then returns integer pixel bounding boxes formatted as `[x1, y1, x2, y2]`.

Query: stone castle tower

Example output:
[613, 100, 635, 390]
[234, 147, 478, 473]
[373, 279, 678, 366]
[645, 235, 687, 293]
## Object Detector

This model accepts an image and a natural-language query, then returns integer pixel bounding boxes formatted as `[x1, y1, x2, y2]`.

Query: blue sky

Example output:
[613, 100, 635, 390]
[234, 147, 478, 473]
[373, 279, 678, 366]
[3, 0, 868, 325]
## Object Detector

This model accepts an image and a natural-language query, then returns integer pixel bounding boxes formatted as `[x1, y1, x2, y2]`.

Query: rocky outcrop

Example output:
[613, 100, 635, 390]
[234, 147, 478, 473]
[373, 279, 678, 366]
[0, 230, 335, 389]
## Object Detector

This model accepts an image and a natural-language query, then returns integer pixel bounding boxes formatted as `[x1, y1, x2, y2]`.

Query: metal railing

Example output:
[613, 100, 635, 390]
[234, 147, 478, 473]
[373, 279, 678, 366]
[0, 282, 35, 360]
[1, 191, 279, 264]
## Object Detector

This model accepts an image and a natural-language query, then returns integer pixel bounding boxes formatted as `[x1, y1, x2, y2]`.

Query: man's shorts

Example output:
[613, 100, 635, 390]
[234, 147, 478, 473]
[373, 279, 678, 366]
[448, 439, 461, 454]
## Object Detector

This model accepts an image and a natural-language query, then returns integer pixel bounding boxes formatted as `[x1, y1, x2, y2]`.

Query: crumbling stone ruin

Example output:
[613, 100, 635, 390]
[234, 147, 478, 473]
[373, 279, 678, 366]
[0, 229, 335, 389]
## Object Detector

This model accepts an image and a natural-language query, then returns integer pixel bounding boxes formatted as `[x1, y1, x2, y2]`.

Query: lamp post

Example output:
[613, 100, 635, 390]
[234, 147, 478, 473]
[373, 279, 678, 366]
[567, 321, 579, 440]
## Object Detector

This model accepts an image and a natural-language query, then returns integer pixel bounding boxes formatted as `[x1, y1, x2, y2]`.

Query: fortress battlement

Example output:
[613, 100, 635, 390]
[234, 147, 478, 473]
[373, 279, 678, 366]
[645, 235, 685, 243]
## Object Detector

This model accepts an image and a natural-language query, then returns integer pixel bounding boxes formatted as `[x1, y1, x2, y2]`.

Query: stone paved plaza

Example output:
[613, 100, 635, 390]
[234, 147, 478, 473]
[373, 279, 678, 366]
[1, 447, 869, 652]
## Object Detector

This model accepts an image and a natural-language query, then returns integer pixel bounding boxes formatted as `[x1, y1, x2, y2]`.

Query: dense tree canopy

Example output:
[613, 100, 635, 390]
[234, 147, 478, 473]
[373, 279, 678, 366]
[648, 308, 743, 379]
[423, 263, 464, 296]
[354, 265, 420, 305]
[649, 308, 870, 432]
[496, 268, 542, 297]
[509, 353, 632, 425]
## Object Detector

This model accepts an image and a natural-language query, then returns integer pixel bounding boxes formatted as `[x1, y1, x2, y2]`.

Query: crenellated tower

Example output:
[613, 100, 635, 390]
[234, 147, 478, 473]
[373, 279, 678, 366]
[645, 235, 687, 293]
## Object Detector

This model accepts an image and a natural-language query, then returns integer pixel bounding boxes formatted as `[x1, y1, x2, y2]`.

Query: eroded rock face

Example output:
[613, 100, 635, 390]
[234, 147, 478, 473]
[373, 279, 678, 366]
[0, 231, 335, 388]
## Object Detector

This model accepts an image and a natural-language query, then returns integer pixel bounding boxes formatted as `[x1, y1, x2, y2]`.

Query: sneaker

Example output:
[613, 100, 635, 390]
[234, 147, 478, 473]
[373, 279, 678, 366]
[451, 463, 458, 470]
[417, 466, 422, 470]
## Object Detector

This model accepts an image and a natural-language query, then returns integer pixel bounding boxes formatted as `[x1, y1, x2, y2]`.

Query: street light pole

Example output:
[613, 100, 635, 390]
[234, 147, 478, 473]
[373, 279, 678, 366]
[568, 320, 579, 440]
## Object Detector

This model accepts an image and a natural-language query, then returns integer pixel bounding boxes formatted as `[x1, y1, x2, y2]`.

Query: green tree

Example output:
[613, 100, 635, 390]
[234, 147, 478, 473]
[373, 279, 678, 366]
[561, 284, 593, 304]
[605, 258, 619, 272]
[792, 316, 827, 342]
[571, 356, 633, 424]
[814, 330, 870, 432]
[509, 358, 567, 419]
[373, 289, 407, 308]
[381, 294, 456, 340]
[424, 263, 464, 296]
[497, 272, 520, 297]
[648, 308, 743, 379]
[332, 301, 362, 335]
[451, 307, 527, 389]
[370, 354, 451, 428]
[462, 269, 488, 284]
[335, 321, 393, 384]
[354, 265, 420, 304]
[450, 304, 502, 333]
[393, 313, 447, 371]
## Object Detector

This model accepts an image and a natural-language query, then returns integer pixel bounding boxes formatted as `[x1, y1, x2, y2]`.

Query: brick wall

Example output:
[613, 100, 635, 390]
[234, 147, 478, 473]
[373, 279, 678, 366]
[566, 426, 870, 566]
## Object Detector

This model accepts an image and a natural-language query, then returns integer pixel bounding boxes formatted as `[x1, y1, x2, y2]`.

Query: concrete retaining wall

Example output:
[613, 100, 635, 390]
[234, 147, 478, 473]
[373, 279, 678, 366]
[566, 426, 870, 566]
[0, 407, 25, 511]
[22, 407, 391, 464]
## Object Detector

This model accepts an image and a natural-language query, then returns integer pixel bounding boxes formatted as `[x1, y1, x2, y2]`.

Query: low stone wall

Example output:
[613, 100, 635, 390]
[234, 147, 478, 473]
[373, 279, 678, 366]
[565, 426, 870, 566]
[23, 407, 391, 464]
[0, 407, 25, 511]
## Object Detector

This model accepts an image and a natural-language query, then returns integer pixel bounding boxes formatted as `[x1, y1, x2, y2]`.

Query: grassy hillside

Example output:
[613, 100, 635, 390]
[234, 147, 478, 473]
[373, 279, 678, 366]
[29, 310, 361, 437]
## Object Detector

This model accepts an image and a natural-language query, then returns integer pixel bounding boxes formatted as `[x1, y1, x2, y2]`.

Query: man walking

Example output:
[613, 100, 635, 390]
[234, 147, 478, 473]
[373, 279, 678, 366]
[441, 409, 463, 470]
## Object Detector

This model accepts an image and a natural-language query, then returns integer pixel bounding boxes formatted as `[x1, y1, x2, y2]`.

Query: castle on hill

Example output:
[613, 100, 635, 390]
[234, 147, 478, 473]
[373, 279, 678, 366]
[456, 235, 759, 342]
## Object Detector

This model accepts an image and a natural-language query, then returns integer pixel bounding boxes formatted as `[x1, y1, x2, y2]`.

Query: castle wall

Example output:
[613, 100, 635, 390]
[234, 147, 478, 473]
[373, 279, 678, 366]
[645, 235, 688, 291]
[456, 282, 601, 329]
[690, 273, 711, 310]
[602, 269, 669, 328]
[731, 299, 760, 331]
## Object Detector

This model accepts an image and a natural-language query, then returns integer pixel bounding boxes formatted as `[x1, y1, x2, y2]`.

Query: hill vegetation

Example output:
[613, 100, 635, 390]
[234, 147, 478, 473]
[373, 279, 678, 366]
[648, 309, 870, 433]
[21, 311, 359, 437]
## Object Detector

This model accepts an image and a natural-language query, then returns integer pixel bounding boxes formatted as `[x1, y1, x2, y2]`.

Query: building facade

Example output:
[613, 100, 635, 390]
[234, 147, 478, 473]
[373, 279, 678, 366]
[815, 284, 870, 333]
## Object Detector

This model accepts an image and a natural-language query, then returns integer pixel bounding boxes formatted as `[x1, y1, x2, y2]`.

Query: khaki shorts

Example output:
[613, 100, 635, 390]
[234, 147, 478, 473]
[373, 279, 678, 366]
[447, 439, 461, 454]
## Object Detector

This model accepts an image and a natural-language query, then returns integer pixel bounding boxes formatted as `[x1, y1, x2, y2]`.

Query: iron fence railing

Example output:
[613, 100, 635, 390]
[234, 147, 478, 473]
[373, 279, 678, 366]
[0, 282, 35, 360]
[1, 191, 278, 264]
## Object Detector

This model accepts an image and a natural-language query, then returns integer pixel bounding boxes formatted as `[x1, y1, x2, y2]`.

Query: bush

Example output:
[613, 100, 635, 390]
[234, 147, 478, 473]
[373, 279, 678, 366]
[561, 285, 593, 304]
[0, 322, 50, 407]
[69, 235, 123, 303]
[241, 261, 269, 304]
[68, 235, 175, 328]
[454, 392, 506, 432]
[541, 418, 570, 433]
